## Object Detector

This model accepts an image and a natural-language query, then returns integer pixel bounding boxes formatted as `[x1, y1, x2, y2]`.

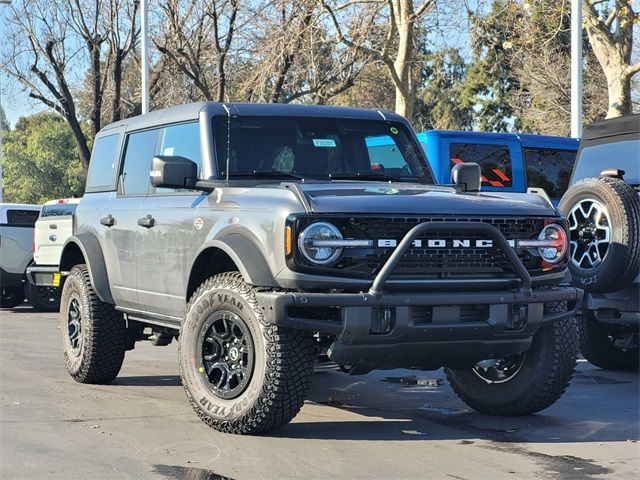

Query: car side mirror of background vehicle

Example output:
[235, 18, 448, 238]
[452, 162, 481, 192]
[150, 155, 197, 189]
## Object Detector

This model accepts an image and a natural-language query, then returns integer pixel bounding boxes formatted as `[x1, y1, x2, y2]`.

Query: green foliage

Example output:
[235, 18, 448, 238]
[3, 112, 85, 204]
[414, 48, 473, 131]
[462, 0, 523, 132]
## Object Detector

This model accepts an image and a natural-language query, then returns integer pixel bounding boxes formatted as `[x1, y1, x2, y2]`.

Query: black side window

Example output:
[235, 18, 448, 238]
[121, 129, 159, 195]
[450, 143, 513, 187]
[153, 122, 202, 194]
[524, 148, 576, 198]
[7, 209, 39, 226]
[41, 204, 78, 217]
[86, 134, 120, 190]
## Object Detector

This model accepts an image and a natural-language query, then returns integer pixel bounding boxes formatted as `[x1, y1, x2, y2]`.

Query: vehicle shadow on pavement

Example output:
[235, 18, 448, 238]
[112, 375, 182, 387]
[274, 366, 639, 444]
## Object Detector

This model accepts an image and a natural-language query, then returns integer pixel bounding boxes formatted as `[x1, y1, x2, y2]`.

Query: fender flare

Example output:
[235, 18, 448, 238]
[59, 234, 115, 304]
[192, 233, 277, 288]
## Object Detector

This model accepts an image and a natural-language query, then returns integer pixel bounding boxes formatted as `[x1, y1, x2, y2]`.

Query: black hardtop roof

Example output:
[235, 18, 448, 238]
[99, 101, 404, 134]
[582, 114, 639, 141]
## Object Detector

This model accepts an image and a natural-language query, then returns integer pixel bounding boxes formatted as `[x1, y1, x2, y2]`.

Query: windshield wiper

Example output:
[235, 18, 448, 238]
[228, 170, 305, 180]
[329, 172, 415, 182]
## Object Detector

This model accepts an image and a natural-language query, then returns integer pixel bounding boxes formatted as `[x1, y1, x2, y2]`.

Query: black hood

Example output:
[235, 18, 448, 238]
[295, 182, 558, 217]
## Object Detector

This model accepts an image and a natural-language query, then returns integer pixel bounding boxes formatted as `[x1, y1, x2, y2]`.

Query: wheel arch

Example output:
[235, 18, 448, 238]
[186, 235, 277, 302]
[59, 234, 115, 304]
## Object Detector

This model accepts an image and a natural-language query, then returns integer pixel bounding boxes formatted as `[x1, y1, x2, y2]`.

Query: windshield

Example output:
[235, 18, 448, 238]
[573, 139, 640, 185]
[213, 116, 433, 183]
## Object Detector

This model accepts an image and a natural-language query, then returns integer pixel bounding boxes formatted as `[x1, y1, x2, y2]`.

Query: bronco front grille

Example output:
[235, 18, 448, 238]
[333, 216, 544, 278]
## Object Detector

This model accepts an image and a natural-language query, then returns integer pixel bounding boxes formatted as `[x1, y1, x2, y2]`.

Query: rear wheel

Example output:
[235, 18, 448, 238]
[0, 287, 25, 308]
[60, 264, 126, 384]
[579, 312, 639, 371]
[25, 282, 60, 312]
[445, 304, 578, 416]
[179, 272, 315, 434]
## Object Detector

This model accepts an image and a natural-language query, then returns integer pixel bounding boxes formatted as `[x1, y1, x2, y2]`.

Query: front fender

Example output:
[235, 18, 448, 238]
[59, 234, 115, 304]
[192, 234, 277, 288]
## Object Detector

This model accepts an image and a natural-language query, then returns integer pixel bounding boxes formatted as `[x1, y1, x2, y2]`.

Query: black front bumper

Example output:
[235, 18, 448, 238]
[257, 287, 583, 371]
[258, 220, 583, 371]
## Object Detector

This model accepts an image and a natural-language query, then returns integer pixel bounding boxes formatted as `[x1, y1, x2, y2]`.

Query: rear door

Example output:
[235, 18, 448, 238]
[523, 148, 577, 201]
[135, 122, 203, 318]
[99, 129, 158, 310]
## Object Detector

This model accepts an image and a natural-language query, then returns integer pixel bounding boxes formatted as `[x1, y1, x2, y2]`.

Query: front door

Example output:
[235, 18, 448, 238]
[135, 122, 204, 318]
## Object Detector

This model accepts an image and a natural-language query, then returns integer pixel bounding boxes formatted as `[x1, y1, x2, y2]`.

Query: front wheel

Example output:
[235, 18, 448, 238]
[446, 306, 578, 416]
[179, 272, 315, 435]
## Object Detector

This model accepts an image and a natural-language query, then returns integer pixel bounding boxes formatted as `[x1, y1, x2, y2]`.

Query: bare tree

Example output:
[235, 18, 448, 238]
[2, 0, 139, 169]
[155, 0, 239, 102]
[582, 0, 639, 118]
[321, 0, 436, 120]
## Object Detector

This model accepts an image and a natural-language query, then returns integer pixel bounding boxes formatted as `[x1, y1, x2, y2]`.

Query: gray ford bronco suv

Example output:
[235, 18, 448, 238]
[59, 102, 583, 434]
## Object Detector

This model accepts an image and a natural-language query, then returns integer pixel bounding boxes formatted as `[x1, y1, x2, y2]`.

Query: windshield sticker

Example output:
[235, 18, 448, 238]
[312, 138, 337, 148]
[390, 127, 399, 135]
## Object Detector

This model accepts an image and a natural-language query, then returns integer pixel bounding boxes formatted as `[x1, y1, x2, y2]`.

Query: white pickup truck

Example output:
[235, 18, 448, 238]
[0, 203, 41, 308]
[25, 198, 80, 311]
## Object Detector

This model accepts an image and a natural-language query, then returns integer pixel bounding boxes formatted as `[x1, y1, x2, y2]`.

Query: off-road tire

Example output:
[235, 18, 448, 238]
[0, 287, 25, 308]
[60, 264, 126, 384]
[559, 177, 640, 293]
[445, 303, 578, 416]
[179, 272, 315, 435]
[25, 282, 60, 312]
[579, 311, 639, 371]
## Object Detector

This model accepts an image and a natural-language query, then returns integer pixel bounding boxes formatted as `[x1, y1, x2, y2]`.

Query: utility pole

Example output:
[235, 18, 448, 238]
[141, 0, 150, 114]
[0, 0, 12, 202]
[571, 0, 583, 138]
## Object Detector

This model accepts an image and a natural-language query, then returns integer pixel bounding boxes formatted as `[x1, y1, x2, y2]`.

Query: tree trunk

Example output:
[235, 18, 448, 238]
[392, 0, 415, 120]
[604, 70, 632, 119]
[88, 40, 102, 137]
[111, 52, 123, 122]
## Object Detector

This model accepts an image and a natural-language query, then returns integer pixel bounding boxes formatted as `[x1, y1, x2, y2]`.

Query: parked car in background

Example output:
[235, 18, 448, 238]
[0, 203, 40, 308]
[559, 114, 640, 370]
[370, 131, 578, 202]
[25, 198, 80, 311]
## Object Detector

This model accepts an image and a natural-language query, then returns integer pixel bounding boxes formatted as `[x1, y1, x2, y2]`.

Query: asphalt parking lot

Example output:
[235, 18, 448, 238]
[1, 306, 638, 480]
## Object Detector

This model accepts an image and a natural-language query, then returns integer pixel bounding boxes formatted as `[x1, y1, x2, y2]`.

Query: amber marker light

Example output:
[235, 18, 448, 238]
[285, 225, 293, 256]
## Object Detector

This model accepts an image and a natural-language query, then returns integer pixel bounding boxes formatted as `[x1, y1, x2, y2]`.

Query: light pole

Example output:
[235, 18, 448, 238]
[0, 0, 12, 202]
[141, 0, 149, 114]
[571, 0, 583, 138]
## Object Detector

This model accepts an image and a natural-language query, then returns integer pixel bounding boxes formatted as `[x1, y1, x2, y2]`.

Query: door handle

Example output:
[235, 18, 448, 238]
[100, 215, 115, 227]
[49, 224, 57, 229]
[138, 214, 155, 228]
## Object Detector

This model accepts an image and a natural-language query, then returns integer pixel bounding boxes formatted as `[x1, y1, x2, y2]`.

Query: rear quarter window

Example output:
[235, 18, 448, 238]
[524, 148, 576, 198]
[449, 143, 513, 187]
[40, 204, 78, 217]
[86, 133, 120, 191]
[6, 209, 40, 226]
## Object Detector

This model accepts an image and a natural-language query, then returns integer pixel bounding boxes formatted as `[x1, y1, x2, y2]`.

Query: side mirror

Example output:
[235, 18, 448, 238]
[150, 155, 197, 189]
[452, 162, 481, 192]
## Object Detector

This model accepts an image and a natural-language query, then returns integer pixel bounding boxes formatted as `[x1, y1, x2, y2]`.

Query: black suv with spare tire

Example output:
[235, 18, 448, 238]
[559, 114, 640, 371]
[58, 102, 583, 434]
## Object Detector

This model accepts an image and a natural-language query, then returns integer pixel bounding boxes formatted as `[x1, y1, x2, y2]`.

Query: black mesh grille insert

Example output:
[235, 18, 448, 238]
[337, 216, 543, 278]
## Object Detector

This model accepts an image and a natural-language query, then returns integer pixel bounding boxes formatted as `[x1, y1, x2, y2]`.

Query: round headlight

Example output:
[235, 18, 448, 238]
[298, 222, 343, 265]
[538, 224, 568, 264]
